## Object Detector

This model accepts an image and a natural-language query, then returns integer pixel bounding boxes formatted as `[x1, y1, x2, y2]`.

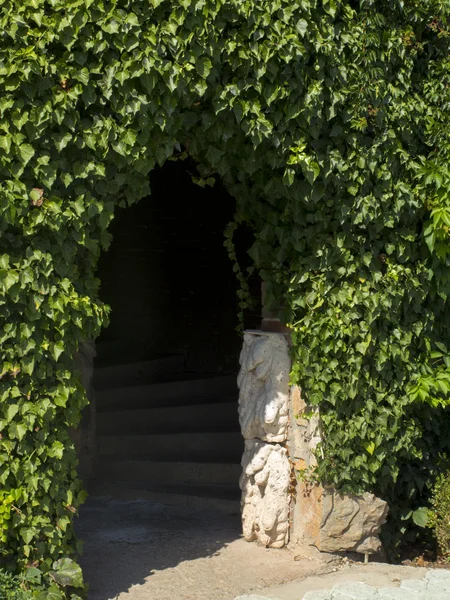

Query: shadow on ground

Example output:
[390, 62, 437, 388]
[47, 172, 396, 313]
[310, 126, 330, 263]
[76, 495, 242, 600]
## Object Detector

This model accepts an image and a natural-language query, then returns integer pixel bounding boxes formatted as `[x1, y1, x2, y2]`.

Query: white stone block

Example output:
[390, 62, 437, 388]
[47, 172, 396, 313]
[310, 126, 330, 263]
[240, 439, 291, 548]
[238, 332, 290, 443]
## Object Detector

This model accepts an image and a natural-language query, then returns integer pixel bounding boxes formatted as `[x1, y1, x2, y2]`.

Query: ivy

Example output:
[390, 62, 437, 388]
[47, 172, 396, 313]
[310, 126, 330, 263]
[0, 0, 450, 592]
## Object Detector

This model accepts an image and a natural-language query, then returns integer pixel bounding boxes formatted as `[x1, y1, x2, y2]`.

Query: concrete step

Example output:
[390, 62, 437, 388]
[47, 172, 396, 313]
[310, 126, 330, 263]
[96, 375, 238, 412]
[97, 402, 239, 435]
[93, 354, 185, 390]
[94, 459, 242, 487]
[97, 431, 244, 463]
[94, 339, 159, 364]
[88, 481, 241, 515]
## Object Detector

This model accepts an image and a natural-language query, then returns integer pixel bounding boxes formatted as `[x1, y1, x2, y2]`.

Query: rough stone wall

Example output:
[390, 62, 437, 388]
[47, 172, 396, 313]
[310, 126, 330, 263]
[319, 490, 389, 554]
[288, 385, 324, 550]
[238, 331, 291, 547]
[288, 385, 388, 555]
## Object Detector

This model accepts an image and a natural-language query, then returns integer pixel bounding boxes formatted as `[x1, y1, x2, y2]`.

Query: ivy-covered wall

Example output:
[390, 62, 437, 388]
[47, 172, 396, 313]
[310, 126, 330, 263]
[1, 0, 450, 596]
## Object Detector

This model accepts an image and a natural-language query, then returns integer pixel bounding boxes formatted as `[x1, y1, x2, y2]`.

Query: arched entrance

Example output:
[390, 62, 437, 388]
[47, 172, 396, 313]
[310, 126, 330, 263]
[87, 158, 260, 510]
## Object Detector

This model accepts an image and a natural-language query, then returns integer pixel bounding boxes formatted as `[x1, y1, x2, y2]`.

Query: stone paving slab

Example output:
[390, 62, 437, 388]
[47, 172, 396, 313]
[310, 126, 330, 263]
[235, 564, 450, 600]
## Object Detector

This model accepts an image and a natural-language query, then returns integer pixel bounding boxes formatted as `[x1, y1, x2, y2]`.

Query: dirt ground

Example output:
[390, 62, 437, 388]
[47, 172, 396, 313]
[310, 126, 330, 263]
[76, 496, 331, 600]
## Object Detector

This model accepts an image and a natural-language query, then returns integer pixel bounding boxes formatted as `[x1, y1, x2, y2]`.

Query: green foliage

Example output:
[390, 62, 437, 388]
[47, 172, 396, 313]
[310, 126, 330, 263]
[0, 0, 450, 588]
[429, 472, 450, 558]
[224, 219, 256, 331]
[0, 490, 22, 548]
[0, 561, 82, 600]
[0, 569, 27, 600]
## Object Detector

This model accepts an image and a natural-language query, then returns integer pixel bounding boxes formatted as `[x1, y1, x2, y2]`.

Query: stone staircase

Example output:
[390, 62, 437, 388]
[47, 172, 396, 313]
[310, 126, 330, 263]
[90, 353, 243, 514]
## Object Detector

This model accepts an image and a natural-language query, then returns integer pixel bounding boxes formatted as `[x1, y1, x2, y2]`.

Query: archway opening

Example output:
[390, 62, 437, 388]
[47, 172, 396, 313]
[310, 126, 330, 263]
[87, 158, 260, 510]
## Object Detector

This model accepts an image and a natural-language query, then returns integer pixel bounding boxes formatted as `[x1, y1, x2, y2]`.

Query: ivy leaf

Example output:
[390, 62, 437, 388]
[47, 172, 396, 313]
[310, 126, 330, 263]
[35, 585, 64, 600]
[75, 68, 90, 86]
[412, 507, 430, 528]
[196, 57, 212, 79]
[306, 162, 320, 184]
[0, 270, 20, 291]
[24, 567, 42, 584]
[18, 144, 35, 164]
[0, 135, 11, 153]
[30, 188, 44, 207]
[48, 441, 64, 459]
[9, 422, 27, 441]
[54, 133, 72, 152]
[112, 140, 127, 156]
[363, 252, 372, 266]
[296, 19, 308, 36]
[20, 527, 36, 544]
[366, 442, 375, 455]
[50, 559, 84, 589]
[51, 341, 65, 362]
[323, 0, 338, 17]
[123, 130, 137, 146]
[283, 168, 295, 186]
[53, 386, 69, 407]
[6, 404, 19, 422]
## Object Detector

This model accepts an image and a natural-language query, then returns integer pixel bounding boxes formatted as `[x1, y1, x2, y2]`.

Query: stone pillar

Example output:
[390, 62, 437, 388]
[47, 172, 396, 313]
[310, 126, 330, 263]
[238, 331, 291, 548]
[237, 332, 389, 556]
[72, 340, 97, 482]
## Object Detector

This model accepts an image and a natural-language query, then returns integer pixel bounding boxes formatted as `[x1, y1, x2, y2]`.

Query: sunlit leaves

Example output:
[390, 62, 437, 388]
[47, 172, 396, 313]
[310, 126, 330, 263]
[196, 56, 212, 79]
[18, 144, 35, 164]
[0, 0, 449, 586]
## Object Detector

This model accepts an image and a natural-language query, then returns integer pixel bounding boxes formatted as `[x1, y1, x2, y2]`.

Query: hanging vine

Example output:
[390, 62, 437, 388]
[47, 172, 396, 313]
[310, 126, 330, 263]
[0, 0, 450, 595]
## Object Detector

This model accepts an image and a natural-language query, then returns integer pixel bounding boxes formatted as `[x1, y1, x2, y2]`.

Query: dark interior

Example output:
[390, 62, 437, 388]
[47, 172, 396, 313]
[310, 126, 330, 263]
[84, 159, 261, 510]
[95, 158, 260, 373]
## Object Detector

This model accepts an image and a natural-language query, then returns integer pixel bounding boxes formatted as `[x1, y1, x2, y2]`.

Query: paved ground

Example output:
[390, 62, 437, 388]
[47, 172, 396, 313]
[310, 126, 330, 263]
[77, 496, 449, 600]
[76, 496, 329, 600]
[235, 564, 450, 600]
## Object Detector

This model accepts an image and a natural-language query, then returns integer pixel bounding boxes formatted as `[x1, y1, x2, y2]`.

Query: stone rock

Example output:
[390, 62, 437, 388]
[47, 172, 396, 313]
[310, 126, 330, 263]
[319, 490, 389, 554]
[332, 582, 379, 599]
[426, 570, 450, 581]
[400, 579, 428, 592]
[377, 589, 418, 600]
[288, 385, 326, 550]
[289, 385, 321, 467]
[238, 332, 290, 443]
[240, 439, 291, 548]
[302, 592, 332, 600]
[234, 596, 275, 600]
[290, 481, 324, 549]
[287, 388, 387, 556]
